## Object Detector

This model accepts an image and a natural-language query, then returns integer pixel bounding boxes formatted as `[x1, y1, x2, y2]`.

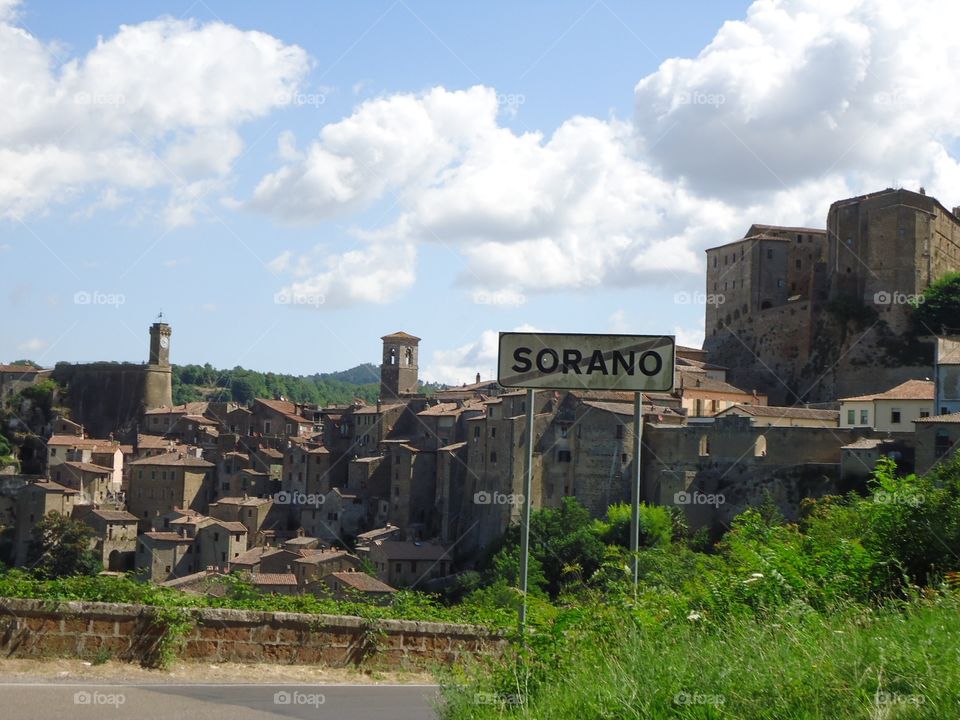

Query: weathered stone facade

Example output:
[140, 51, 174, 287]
[705, 189, 960, 404]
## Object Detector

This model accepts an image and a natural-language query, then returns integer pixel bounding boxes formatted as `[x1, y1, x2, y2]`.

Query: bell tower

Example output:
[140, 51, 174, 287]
[380, 331, 420, 400]
[149, 322, 172, 366]
[143, 318, 173, 410]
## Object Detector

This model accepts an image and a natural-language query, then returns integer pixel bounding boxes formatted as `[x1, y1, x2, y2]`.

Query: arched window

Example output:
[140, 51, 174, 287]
[405, 347, 413, 366]
[754, 435, 767, 457]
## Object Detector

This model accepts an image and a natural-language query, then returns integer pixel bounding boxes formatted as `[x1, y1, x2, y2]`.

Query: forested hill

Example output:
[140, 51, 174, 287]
[171, 363, 442, 406]
[172, 363, 382, 406]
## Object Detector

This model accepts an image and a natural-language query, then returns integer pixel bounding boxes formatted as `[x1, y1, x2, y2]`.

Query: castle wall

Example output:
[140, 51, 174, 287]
[51, 363, 149, 439]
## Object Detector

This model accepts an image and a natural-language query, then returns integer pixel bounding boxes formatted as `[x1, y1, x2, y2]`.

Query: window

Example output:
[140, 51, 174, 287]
[860, 409, 869, 425]
[265, 421, 272, 434]
[490, 451, 497, 464]
[777, 279, 785, 288]
[935, 430, 952, 458]
[754, 435, 767, 457]
[558, 450, 572, 462]
[712, 256, 717, 268]
[490, 427, 497, 438]
[616, 424, 625, 440]
[766, 249, 774, 259]
[698, 435, 710, 457]
[796, 234, 802, 243]
[473, 426, 480, 439]
[795, 259, 802, 269]
[50, 449, 56, 457]
[560, 426, 568, 439]
[891, 409, 901, 424]
[847, 409, 855, 425]
[920, 410, 930, 418]
[395, 563, 402, 574]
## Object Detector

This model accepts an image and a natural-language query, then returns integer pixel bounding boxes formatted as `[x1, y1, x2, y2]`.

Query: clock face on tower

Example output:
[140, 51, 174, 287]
[159, 336, 169, 349]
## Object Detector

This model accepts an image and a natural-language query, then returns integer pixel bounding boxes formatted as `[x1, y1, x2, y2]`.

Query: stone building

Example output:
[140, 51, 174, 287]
[52, 321, 173, 437]
[12, 480, 79, 565]
[0, 364, 50, 401]
[839, 379, 934, 432]
[380, 331, 420, 400]
[704, 189, 960, 404]
[127, 451, 215, 528]
[366, 539, 451, 588]
[72, 506, 139, 571]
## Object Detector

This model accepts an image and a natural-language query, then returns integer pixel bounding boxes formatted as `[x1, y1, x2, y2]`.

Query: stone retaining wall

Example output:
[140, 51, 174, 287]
[0, 598, 507, 668]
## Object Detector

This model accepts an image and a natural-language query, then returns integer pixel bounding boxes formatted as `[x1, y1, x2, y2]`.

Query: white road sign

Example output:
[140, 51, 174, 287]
[498, 332, 675, 392]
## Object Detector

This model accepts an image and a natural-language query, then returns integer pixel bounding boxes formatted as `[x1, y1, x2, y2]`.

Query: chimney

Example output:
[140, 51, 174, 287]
[476, 372, 481, 385]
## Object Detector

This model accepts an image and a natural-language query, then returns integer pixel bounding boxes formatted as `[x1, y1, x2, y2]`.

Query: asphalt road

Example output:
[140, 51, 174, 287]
[0, 680, 441, 719]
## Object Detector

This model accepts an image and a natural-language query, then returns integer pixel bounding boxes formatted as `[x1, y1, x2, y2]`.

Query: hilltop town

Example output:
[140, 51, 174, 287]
[1, 186, 959, 601]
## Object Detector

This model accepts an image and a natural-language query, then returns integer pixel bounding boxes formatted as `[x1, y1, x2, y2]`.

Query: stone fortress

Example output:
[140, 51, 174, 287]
[51, 322, 173, 438]
[704, 188, 960, 404]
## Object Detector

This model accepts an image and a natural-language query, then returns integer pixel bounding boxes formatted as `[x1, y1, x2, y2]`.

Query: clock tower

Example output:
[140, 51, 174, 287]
[149, 322, 172, 366]
[144, 320, 173, 410]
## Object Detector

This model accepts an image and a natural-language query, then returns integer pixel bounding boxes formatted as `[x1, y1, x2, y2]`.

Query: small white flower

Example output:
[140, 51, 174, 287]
[687, 611, 701, 622]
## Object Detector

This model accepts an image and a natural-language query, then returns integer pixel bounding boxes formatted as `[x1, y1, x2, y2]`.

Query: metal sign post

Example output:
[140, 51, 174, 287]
[497, 332, 675, 635]
[518, 388, 535, 637]
[630, 391, 644, 592]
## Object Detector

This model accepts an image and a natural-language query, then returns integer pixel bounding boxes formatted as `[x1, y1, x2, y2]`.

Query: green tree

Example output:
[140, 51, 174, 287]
[27, 512, 100, 578]
[914, 271, 960, 335]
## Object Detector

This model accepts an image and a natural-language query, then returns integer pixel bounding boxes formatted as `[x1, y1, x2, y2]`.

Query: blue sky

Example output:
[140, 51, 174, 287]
[3, 0, 959, 383]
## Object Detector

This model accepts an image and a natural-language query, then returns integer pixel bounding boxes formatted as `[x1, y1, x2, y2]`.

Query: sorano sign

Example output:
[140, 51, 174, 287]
[497, 332, 675, 392]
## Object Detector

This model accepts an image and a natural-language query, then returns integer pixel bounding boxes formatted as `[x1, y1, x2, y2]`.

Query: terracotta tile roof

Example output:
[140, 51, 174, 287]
[47, 436, 119, 451]
[326, 571, 395, 593]
[353, 403, 404, 415]
[207, 520, 248, 533]
[370, 540, 449, 561]
[132, 434, 177, 449]
[63, 461, 113, 475]
[0, 364, 43, 373]
[213, 496, 272, 506]
[842, 438, 888, 450]
[30, 479, 78, 494]
[292, 550, 355, 565]
[230, 546, 269, 566]
[356, 525, 398, 542]
[144, 531, 192, 543]
[840, 379, 935, 403]
[250, 572, 298, 586]
[381, 331, 421, 342]
[721, 405, 839, 421]
[128, 452, 214, 468]
[144, 402, 210, 416]
[915, 412, 960, 424]
[88, 509, 138, 522]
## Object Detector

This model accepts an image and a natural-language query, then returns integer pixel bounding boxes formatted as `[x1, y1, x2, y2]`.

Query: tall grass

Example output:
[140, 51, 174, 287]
[442, 594, 960, 719]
